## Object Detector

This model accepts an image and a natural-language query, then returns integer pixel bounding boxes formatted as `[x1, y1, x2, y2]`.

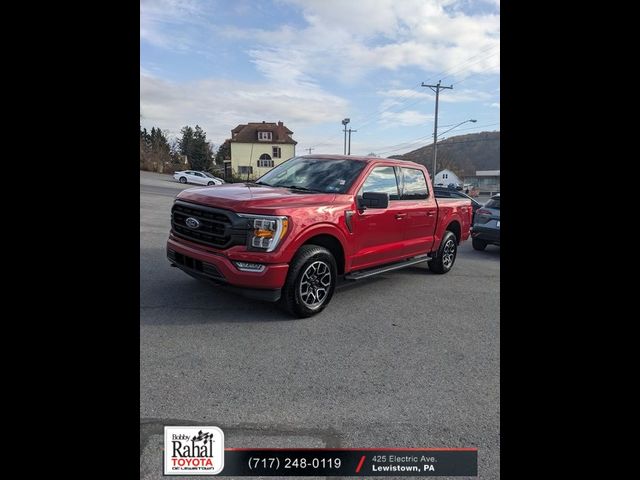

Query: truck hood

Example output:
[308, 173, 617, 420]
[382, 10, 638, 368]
[176, 183, 337, 211]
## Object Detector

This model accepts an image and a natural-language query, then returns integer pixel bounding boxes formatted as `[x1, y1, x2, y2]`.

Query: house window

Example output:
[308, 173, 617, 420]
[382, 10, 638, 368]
[257, 131, 272, 141]
[238, 166, 253, 175]
[257, 154, 274, 168]
[272, 146, 281, 158]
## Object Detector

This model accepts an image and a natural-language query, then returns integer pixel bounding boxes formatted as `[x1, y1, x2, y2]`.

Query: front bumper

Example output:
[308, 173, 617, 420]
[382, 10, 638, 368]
[471, 225, 500, 244]
[167, 236, 289, 302]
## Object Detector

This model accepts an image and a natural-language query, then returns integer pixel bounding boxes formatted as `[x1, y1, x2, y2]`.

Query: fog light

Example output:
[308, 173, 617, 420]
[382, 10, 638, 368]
[234, 261, 266, 272]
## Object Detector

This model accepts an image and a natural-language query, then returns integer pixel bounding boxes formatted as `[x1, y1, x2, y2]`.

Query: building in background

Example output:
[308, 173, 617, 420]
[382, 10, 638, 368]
[464, 170, 500, 195]
[227, 121, 297, 180]
[434, 169, 463, 188]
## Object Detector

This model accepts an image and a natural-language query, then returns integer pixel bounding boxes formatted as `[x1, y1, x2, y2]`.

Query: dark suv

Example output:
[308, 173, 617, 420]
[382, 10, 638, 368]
[471, 194, 500, 250]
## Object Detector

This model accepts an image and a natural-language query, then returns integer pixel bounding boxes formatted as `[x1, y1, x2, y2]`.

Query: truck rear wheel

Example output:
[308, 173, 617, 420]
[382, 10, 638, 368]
[280, 245, 337, 318]
[428, 231, 458, 274]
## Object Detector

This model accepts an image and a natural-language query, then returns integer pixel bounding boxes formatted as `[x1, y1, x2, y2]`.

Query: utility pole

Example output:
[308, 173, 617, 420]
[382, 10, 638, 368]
[347, 128, 357, 155]
[306, 147, 314, 154]
[341, 118, 350, 155]
[422, 80, 452, 180]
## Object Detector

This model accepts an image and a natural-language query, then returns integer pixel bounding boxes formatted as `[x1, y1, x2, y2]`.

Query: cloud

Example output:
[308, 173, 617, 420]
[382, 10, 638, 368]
[380, 110, 433, 126]
[489, 102, 500, 108]
[379, 87, 491, 103]
[140, 73, 349, 143]
[140, 0, 499, 147]
[216, 1, 500, 86]
[267, 0, 500, 77]
[140, 0, 206, 49]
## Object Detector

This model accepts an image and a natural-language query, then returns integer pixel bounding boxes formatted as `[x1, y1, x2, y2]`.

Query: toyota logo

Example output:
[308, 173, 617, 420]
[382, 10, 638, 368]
[185, 217, 200, 229]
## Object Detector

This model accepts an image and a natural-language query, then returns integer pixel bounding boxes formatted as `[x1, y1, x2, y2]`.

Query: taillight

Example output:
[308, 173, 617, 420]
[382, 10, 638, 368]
[477, 209, 492, 215]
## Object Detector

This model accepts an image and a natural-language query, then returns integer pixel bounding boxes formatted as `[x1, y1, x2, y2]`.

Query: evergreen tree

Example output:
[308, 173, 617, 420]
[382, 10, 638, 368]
[178, 125, 195, 163]
[215, 140, 231, 166]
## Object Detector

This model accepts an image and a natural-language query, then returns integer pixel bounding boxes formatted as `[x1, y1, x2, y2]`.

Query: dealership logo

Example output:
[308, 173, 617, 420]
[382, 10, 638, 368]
[185, 217, 201, 229]
[164, 426, 224, 475]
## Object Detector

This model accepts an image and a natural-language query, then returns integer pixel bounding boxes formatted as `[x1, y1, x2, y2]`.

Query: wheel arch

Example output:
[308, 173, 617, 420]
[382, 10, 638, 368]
[291, 225, 348, 275]
[446, 220, 461, 244]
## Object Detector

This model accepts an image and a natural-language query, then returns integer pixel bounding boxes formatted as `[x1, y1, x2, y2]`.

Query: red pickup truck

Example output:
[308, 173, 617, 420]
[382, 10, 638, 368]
[167, 155, 472, 317]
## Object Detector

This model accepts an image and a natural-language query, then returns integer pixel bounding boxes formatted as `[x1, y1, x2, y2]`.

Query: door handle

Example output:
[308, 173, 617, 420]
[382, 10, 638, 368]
[427, 211, 436, 217]
[395, 213, 407, 220]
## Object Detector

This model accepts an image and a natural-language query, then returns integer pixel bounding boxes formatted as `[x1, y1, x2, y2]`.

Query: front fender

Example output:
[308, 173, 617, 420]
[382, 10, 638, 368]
[282, 222, 350, 263]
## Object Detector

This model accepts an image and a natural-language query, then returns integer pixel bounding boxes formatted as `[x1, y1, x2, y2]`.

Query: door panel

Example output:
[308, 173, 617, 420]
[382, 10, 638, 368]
[192, 172, 206, 185]
[399, 167, 438, 256]
[351, 166, 407, 269]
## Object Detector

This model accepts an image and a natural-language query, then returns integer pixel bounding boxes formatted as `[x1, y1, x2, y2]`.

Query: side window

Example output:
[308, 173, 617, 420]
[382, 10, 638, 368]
[400, 168, 429, 200]
[194, 172, 204, 177]
[359, 166, 400, 200]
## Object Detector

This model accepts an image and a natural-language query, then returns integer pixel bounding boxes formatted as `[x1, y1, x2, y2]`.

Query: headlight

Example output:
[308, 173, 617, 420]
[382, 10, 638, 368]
[238, 214, 289, 252]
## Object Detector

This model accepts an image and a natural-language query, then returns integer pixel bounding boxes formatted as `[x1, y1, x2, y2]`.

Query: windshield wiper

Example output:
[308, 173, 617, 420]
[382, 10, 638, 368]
[279, 185, 323, 193]
[254, 181, 271, 186]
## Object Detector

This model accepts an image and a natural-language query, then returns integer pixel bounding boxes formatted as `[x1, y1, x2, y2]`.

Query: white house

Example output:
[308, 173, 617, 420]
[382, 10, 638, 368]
[434, 169, 462, 187]
[227, 121, 297, 180]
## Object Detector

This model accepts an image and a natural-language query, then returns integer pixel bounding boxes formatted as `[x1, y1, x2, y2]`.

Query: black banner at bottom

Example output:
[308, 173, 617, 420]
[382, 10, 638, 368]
[218, 448, 477, 476]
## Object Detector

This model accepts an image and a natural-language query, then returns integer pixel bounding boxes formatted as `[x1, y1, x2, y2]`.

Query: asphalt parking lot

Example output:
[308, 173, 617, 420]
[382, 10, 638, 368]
[140, 171, 500, 479]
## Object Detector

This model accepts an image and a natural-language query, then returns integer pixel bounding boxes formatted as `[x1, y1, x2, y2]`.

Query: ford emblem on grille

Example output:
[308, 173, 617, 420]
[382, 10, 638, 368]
[185, 217, 200, 229]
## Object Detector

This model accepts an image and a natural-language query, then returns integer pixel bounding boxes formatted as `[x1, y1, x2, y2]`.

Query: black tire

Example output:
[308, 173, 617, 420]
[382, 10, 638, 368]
[472, 238, 487, 251]
[428, 231, 458, 274]
[179, 176, 187, 184]
[207, 181, 214, 186]
[280, 245, 337, 318]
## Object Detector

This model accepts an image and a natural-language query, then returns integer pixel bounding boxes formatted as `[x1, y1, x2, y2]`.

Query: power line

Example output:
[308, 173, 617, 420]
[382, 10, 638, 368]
[442, 122, 500, 133]
[376, 130, 500, 156]
[349, 84, 425, 132]
[440, 50, 500, 82]
[378, 137, 500, 158]
[423, 44, 499, 84]
[355, 49, 501, 136]
[450, 59, 501, 87]
[373, 122, 499, 155]
[309, 48, 500, 152]
[309, 83, 425, 150]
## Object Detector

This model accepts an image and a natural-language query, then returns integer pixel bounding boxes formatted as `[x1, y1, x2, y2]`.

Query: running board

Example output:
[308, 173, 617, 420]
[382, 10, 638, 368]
[345, 254, 432, 281]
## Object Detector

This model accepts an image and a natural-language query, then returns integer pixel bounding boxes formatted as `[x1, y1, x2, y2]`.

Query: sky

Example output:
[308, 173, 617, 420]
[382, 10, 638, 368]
[140, 0, 499, 157]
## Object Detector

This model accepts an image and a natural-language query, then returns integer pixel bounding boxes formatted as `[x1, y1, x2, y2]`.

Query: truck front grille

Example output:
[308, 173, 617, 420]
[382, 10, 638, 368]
[171, 200, 247, 249]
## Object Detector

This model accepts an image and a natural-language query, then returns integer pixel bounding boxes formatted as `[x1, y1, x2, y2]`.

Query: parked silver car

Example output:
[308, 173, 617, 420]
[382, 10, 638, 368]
[173, 170, 225, 186]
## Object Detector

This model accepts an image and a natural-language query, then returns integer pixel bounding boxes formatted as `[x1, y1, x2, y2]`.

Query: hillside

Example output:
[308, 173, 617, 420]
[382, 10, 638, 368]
[389, 130, 500, 177]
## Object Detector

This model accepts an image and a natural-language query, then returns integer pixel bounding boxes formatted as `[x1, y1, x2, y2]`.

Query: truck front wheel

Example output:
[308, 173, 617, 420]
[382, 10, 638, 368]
[281, 245, 337, 318]
[428, 231, 458, 274]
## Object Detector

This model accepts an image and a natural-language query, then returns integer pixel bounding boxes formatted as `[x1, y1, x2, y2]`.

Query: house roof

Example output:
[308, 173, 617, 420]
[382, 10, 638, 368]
[230, 121, 297, 145]
[436, 169, 460, 176]
[476, 170, 500, 176]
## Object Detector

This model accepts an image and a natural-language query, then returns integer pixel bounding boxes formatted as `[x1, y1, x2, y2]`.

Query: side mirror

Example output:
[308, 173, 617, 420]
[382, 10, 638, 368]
[358, 191, 389, 210]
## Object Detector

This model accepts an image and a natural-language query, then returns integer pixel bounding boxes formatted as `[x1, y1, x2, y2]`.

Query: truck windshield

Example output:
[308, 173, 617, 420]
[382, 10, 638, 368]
[256, 157, 367, 194]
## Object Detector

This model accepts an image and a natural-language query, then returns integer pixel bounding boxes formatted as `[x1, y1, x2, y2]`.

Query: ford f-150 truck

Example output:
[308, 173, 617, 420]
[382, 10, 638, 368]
[167, 155, 472, 317]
